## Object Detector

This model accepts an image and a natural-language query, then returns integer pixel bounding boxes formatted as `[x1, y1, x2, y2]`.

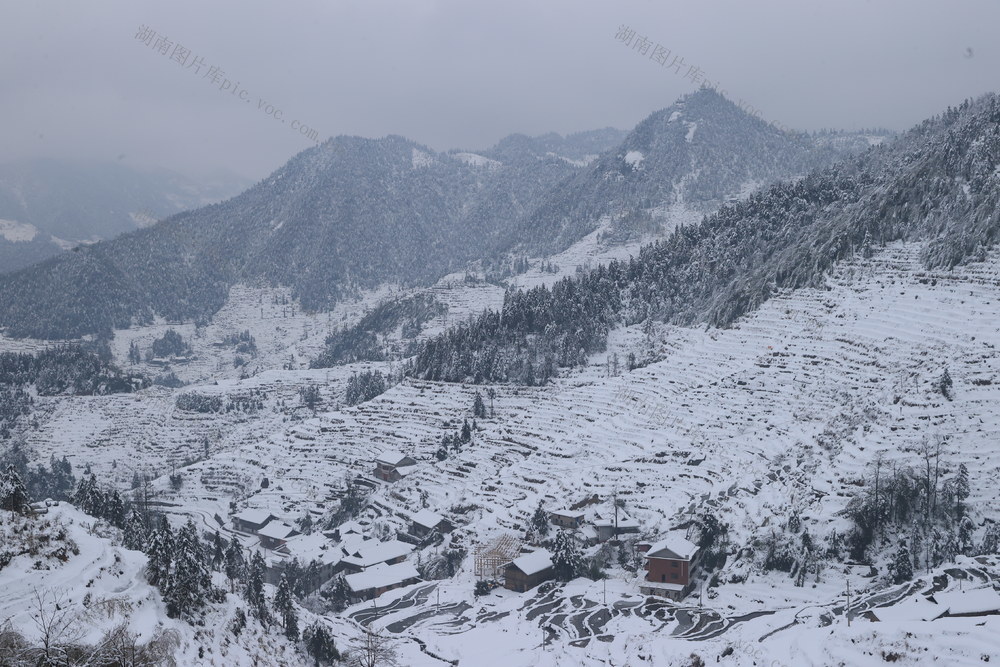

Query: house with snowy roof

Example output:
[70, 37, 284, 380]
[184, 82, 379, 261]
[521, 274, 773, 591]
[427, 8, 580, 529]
[374, 450, 417, 482]
[503, 549, 554, 593]
[593, 512, 641, 543]
[410, 509, 453, 538]
[231, 508, 277, 534]
[340, 539, 413, 574]
[548, 509, 585, 529]
[931, 587, 1000, 618]
[265, 532, 342, 590]
[638, 535, 699, 600]
[257, 521, 299, 550]
[344, 561, 420, 601]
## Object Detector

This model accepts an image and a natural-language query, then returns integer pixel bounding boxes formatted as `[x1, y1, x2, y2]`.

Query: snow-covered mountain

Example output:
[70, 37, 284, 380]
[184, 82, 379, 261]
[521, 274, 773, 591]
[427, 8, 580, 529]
[0, 90, 872, 341]
[4, 91, 999, 666]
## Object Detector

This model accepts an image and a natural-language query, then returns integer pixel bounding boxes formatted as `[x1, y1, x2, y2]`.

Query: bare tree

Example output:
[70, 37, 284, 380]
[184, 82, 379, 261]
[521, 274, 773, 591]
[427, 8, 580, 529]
[347, 626, 400, 667]
[28, 589, 85, 665]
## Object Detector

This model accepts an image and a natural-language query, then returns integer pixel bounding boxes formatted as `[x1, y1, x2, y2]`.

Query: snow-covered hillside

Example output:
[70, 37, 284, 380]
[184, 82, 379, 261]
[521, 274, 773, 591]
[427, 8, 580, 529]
[10, 238, 1000, 663]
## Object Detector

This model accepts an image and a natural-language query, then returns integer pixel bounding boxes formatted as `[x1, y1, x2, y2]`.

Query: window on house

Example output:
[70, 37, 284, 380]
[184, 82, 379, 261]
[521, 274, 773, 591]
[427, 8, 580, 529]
[661, 574, 665, 582]
[672, 573, 679, 580]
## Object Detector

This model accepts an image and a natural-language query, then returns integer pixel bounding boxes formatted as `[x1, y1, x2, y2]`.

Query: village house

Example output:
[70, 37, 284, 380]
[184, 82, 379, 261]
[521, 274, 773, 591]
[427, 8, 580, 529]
[374, 450, 417, 482]
[344, 561, 420, 601]
[548, 509, 585, 530]
[340, 539, 413, 574]
[257, 521, 299, 551]
[931, 587, 1000, 618]
[503, 549, 554, 593]
[638, 535, 699, 601]
[264, 532, 341, 590]
[593, 513, 641, 543]
[231, 508, 277, 534]
[410, 509, 454, 538]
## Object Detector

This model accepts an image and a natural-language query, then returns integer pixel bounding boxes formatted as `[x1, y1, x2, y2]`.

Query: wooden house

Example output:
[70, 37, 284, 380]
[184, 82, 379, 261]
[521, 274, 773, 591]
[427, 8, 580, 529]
[410, 509, 454, 538]
[503, 549, 554, 593]
[374, 451, 417, 482]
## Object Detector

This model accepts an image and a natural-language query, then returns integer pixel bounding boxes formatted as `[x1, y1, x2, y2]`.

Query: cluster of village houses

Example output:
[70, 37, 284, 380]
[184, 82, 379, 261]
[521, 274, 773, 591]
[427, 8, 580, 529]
[223, 450, 703, 605]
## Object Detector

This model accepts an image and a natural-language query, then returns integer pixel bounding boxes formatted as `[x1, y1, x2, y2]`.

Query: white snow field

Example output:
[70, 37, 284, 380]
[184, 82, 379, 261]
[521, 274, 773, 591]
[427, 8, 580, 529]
[5, 239, 1000, 664]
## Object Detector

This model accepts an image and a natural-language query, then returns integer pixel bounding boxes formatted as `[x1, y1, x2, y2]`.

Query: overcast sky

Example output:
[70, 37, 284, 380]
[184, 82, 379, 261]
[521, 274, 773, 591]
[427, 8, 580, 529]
[2, 0, 997, 181]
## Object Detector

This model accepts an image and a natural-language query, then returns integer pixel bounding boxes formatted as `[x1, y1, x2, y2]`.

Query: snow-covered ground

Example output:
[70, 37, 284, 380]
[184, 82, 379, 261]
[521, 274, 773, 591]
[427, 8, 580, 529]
[6, 238, 1000, 664]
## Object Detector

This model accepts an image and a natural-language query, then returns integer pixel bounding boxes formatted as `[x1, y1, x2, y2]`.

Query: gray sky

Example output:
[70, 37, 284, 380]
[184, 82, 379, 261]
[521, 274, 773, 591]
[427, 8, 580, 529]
[2, 0, 997, 181]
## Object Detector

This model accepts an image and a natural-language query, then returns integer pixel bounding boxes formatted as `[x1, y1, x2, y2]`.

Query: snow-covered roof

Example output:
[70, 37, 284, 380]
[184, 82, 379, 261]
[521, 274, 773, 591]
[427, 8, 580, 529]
[868, 596, 942, 623]
[232, 508, 275, 526]
[278, 533, 340, 566]
[336, 520, 364, 535]
[579, 525, 598, 540]
[507, 549, 553, 577]
[411, 509, 444, 529]
[593, 513, 640, 530]
[549, 509, 584, 519]
[345, 562, 420, 593]
[375, 450, 413, 466]
[257, 522, 297, 541]
[342, 539, 413, 569]
[645, 535, 698, 561]
[934, 587, 1000, 616]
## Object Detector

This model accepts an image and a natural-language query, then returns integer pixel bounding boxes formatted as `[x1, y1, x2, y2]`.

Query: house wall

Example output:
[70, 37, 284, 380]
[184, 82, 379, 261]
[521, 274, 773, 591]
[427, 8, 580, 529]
[504, 566, 554, 593]
[646, 557, 691, 587]
[374, 463, 400, 482]
[550, 515, 582, 529]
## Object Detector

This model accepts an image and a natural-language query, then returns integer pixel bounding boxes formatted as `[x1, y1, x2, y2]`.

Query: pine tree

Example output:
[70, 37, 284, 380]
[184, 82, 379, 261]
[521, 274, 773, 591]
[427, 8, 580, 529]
[245, 552, 270, 624]
[472, 391, 486, 418]
[552, 530, 583, 581]
[955, 463, 970, 517]
[530, 502, 550, 537]
[164, 519, 211, 619]
[891, 540, 914, 584]
[979, 522, 1000, 555]
[460, 419, 472, 443]
[211, 531, 225, 571]
[325, 575, 350, 613]
[123, 507, 147, 551]
[146, 516, 174, 588]
[274, 574, 298, 639]
[303, 622, 340, 666]
[225, 539, 246, 593]
[0, 463, 29, 513]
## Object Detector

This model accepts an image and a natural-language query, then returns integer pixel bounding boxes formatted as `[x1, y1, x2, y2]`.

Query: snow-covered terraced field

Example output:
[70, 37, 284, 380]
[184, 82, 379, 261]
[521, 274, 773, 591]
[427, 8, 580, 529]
[8, 239, 1000, 664]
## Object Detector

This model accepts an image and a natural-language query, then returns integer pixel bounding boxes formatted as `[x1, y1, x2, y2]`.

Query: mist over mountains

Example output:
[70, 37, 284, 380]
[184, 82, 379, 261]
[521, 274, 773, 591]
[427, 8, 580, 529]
[0, 89, 876, 340]
[0, 159, 249, 274]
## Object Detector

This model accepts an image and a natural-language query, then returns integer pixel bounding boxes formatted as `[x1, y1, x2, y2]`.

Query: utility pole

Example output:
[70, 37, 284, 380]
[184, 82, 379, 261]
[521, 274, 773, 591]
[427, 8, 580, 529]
[847, 577, 853, 626]
[613, 487, 619, 543]
[603, 578, 606, 605]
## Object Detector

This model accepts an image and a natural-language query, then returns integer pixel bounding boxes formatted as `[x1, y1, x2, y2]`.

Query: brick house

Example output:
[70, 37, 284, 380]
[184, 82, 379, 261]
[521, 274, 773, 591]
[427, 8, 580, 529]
[639, 535, 699, 601]
[374, 451, 417, 482]
[503, 549, 554, 593]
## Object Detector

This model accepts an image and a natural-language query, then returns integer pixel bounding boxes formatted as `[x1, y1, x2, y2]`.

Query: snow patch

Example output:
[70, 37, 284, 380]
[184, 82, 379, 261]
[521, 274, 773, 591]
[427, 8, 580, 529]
[685, 121, 698, 143]
[624, 150, 645, 168]
[452, 152, 502, 169]
[0, 218, 38, 243]
[412, 148, 436, 168]
[668, 111, 682, 122]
